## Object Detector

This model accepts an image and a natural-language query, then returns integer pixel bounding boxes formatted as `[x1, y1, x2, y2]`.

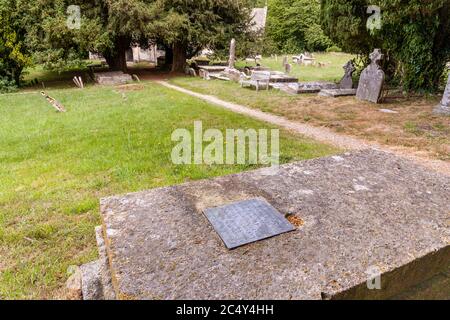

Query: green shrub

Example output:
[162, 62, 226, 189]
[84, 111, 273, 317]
[0, 76, 18, 93]
[326, 45, 342, 53]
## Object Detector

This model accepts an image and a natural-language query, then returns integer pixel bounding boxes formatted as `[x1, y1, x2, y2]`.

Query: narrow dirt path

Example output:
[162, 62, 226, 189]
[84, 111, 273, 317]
[157, 81, 450, 176]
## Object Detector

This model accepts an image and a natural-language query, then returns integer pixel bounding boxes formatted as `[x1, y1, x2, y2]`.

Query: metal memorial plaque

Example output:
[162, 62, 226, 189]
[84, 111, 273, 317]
[204, 198, 295, 249]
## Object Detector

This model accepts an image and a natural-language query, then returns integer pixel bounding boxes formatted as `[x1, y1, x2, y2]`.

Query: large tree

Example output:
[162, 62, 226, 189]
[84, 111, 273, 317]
[266, 0, 332, 53]
[26, 0, 157, 72]
[153, 0, 253, 72]
[321, 0, 450, 92]
[0, 0, 31, 89]
[26, 0, 252, 73]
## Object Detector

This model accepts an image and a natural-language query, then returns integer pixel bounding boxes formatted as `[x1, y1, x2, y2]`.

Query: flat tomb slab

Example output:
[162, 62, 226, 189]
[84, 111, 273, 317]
[204, 198, 295, 249]
[319, 89, 357, 97]
[100, 150, 450, 300]
[94, 71, 132, 85]
[272, 82, 338, 94]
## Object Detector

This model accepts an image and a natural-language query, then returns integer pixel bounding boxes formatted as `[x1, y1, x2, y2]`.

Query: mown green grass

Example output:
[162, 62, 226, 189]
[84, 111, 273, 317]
[0, 83, 339, 299]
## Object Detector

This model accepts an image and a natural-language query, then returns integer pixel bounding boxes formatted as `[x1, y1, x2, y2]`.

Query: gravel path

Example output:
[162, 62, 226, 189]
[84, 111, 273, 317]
[158, 81, 450, 176]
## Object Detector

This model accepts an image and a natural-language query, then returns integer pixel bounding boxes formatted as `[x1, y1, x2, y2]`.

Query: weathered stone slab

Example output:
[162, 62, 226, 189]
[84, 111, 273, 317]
[433, 73, 450, 116]
[94, 72, 132, 85]
[274, 81, 338, 94]
[356, 49, 385, 103]
[199, 66, 227, 73]
[319, 89, 357, 98]
[269, 71, 298, 83]
[204, 198, 295, 249]
[100, 150, 449, 300]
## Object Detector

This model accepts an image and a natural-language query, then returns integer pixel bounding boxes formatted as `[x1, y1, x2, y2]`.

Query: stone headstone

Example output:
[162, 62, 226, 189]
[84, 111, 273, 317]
[284, 63, 292, 74]
[204, 198, 295, 249]
[356, 49, 385, 103]
[340, 60, 356, 89]
[228, 38, 236, 69]
[433, 74, 450, 115]
[282, 56, 288, 68]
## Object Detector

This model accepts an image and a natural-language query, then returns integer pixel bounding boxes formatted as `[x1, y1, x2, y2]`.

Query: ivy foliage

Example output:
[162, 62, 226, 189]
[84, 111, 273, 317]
[321, 0, 450, 92]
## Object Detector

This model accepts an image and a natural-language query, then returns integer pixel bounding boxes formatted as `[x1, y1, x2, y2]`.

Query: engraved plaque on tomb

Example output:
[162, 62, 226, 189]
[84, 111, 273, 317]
[204, 198, 295, 249]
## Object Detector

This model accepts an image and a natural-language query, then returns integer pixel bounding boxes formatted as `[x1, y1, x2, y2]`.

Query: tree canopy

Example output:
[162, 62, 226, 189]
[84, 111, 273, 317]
[22, 0, 252, 73]
[266, 0, 333, 53]
[0, 0, 31, 90]
[321, 0, 450, 92]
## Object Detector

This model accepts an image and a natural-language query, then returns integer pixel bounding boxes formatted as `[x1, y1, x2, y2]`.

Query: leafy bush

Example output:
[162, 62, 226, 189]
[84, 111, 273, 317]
[267, 0, 334, 53]
[326, 45, 342, 53]
[0, 76, 18, 93]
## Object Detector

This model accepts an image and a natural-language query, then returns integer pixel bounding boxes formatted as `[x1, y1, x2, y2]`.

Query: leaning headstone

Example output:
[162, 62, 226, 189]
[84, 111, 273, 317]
[433, 74, 450, 115]
[356, 49, 385, 103]
[340, 60, 356, 89]
[228, 38, 236, 69]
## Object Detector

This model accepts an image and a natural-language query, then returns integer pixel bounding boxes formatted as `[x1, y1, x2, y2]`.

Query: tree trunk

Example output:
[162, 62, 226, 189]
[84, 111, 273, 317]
[164, 45, 173, 70]
[105, 36, 129, 72]
[171, 41, 187, 73]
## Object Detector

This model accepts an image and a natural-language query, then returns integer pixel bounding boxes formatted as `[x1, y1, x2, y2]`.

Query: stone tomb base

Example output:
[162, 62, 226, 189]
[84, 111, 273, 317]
[94, 71, 133, 85]
[272, 81, 338, 94]
[82, 150, 449, 300]
[433, 104, 450, 116]
[319, 88, 357, 98]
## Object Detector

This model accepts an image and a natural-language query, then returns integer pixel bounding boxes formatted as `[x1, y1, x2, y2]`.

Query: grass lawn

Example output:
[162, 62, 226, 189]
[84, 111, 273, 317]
[170, 72, 449, 161]
[0, 83, 339, 299]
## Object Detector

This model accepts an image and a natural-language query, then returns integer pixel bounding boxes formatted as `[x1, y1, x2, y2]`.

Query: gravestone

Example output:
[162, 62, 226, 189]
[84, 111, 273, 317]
[356, 49, 385, 103]
[274, 81, 337, 94]
[284, 63, 292, 74]
[93, 150, 450, 300]
[282, 56, 288, 68]
[319, 88, 357, 98]
[94, 72, 132, 85]
[433, 74, 450, 115]
[228, 38, 236, 69]
[340, 60, 356, 89]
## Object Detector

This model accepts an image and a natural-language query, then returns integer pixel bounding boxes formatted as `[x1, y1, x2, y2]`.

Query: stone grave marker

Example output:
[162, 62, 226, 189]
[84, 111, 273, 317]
[204, 198, 295, 249]
[228, 38, 236, 69]
[356, 49, 385, 103]
[433, 73, 450, 115]
[284, 63, 292, 74]
[282, 56, 288, 68]
[94, 71, 132, 85]
[340, 60, 356, 89]
[90, 150, 450, 300]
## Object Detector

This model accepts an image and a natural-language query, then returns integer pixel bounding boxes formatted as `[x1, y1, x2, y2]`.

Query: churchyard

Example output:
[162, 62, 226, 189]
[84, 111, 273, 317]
[1, 50, 450, 299]
[171, 55, 449, 162]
